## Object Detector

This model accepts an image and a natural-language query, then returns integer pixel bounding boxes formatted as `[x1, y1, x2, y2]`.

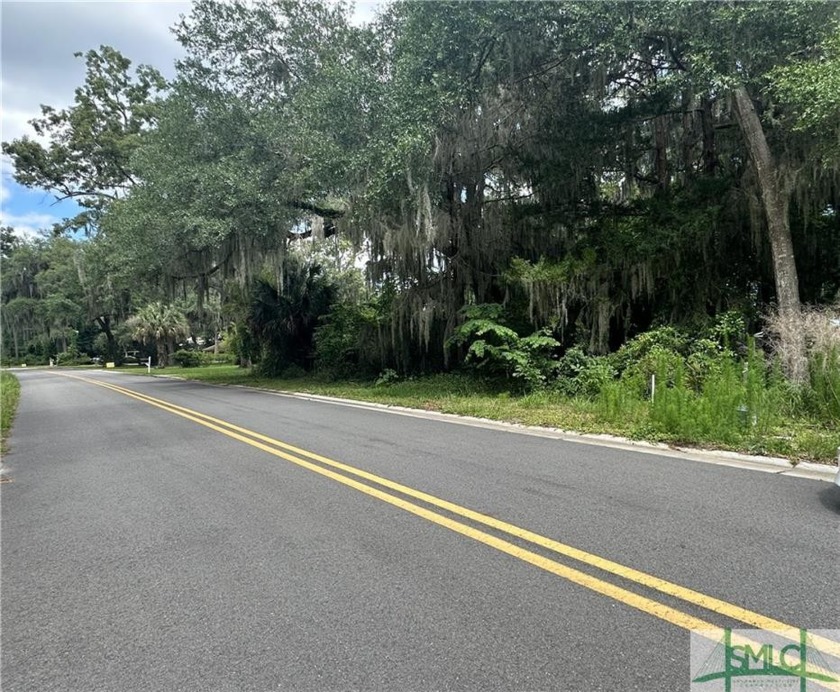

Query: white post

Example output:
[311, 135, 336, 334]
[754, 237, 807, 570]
[650, 373, 656, 403]
[146, 357, 152, 375]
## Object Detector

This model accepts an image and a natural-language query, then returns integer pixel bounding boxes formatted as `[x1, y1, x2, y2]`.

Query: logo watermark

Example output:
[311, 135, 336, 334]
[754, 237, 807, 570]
[690, 628, 840, 691]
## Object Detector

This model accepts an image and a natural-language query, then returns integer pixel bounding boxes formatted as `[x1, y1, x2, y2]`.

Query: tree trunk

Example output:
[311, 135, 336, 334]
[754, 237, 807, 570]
[700, 97, 717, 175]
[12, 321, 20, 359]
[680, 92, 694, 181]
[654, 114, 669, 191]
[730, 85, 806, 382]
[95, 315, 118, 362]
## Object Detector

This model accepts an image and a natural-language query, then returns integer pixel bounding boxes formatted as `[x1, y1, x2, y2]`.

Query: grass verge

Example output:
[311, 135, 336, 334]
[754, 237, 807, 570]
[1, 372, 22, 455]
[117, 364, 840, 465]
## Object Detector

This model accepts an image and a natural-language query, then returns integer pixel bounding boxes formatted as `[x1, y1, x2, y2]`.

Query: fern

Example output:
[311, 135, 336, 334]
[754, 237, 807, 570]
[447, 304, 560, 388]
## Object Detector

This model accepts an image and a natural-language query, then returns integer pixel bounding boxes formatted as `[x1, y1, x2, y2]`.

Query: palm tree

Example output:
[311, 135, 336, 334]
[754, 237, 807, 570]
[126, 302, 189, 367]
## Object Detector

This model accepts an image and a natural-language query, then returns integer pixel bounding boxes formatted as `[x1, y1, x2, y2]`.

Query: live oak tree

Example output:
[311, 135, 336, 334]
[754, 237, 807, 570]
[771, 28, 840, 137]
[102, 0, 357, 296]
[651, 1, 838, 380]
[2, 48, 166, 360]
[0, 235, 87, 360]
[4, 1, 838, 380]
[99, 0, 365, 368]
[2, 46, 166, 235]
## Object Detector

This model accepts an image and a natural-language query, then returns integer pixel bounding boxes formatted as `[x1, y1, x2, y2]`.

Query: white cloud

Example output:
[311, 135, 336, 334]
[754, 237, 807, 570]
[351, 1, 382, 26]
[1, 0, 381, 231]
[0, 210, 60, 239]
[1, 98, 47, 145]
[1, 1, 189, 145]
[1, 1, 381, 144]
[1, 1, 190, 233]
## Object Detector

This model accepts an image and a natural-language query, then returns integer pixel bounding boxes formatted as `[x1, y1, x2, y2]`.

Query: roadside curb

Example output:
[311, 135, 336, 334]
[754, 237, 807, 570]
[255, 390, 839, 483]
[111, 370, 840, 483]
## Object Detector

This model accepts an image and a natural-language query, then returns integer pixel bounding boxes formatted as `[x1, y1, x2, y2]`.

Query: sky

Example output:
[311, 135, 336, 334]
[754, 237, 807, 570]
[0, 0, 380, 239]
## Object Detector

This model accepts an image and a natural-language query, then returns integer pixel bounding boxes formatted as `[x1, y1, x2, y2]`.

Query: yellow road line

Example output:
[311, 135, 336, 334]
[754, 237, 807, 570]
[62, 373, 840, 661]
[62, 373, 713, 631]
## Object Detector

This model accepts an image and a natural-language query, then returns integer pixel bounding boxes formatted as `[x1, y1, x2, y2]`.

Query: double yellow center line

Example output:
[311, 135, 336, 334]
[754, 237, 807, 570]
[62, 373, 839, 669]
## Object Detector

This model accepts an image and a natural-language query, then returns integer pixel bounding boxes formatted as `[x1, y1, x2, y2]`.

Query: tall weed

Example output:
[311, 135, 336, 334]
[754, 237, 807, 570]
[765, 305, 840, 424]
[807, 344, 840, 424]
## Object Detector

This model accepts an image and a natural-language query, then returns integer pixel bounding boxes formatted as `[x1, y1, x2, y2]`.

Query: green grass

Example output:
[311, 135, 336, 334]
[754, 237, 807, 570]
[117, 363, 840, 464]
[1, 372, 22, 454]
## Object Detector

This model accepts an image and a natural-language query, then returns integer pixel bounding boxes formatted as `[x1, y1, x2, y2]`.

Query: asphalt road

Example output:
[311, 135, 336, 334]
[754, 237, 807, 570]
[2, 369, 839, 691]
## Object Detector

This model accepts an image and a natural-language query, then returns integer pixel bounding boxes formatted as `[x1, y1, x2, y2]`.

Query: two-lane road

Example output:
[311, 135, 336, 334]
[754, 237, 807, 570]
[2, 369, 838, 691]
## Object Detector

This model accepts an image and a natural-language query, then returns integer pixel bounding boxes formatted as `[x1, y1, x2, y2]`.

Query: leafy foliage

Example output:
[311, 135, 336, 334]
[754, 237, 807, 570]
[1, 372, 21, 454]
[314, 302, 381, 378]
[2, 2, 839, 452]
[447, 305, 560, 389]
[173, 349, 206, 368]
[126, 302, 189, 366]
[245, 258, 336, 376]
[2, 47, 166, 234]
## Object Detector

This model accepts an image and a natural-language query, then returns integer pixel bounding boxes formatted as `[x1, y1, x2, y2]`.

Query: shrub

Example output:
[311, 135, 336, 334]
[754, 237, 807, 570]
[685, 338, 730, 391]
[642, 342, 786, 444]
[173, 349, 205, 368]
[314, 302, 380, 378]
[280, 364, 307, 379]
[610, 326, 690, 376]
[54, 348, 95, 366]
[554, 348, 617, 397]
[619, 345, 685, 398]
[554, 347, 590, 395]
[707, 310, 747, 350]
[447, 304, 560, 389]
[208, 351, 237, 365]
[375, 368, 399, 386]
[577, 357, 617, 397]
[12, 355, 50, 366]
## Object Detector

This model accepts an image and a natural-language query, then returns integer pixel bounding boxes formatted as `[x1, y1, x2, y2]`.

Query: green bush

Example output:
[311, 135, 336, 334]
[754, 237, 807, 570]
[619, 345, 685, 399]
[610, 326, 690, 376]
[226, 322, 258, 367]
[375, 368, 400, 386]
[642, 342, 785, 444]
[447, 304, 560, 389]
[314, 302, 380, 378]
[578, 331, 804, 448]
[279, 364, 307, 379]
[55, 347, 96, 366]
[13, 355, 50, 366]
[577, 358, 617, 397]
[685, 338, 729, 391]
[707, 310, 747, 349]
[173, 349, 205, 367]
[553, 347, 590, 396]
[207, 351, 237, 365]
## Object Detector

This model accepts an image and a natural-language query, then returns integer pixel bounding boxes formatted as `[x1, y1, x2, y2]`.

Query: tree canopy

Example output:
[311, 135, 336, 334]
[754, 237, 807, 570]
[3, 0, 838, 380]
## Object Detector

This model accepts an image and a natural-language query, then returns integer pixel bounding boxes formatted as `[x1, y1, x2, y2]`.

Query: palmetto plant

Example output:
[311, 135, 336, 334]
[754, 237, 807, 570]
[126, 302, 189, 366]
[247, 261, 336, 375]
